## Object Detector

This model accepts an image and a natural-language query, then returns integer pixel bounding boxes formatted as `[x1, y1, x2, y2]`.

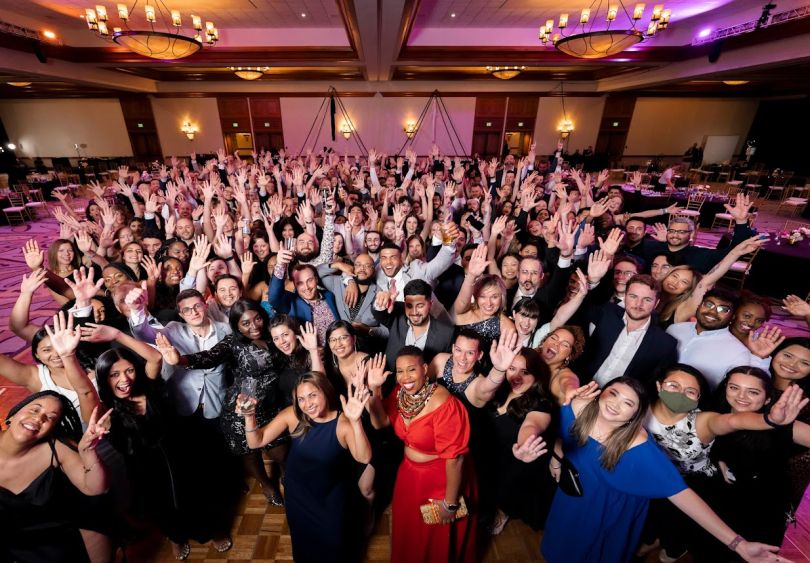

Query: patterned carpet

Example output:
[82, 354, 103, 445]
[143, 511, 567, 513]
[0, 196, 808, 562]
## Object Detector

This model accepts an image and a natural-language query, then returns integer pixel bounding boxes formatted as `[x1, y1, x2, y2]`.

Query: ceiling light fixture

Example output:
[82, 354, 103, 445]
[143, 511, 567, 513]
[722, 80, 749, 85]
[7, 82, 32, 87]
[229, 66, 269, 80]
[540, 2, 671, 59]
[556, 81, 574, 140]
[486, 65, 526, 80]
[451, 13, 456, 18]
[84, 2, 217, 60]
[42, 30, 57, 39]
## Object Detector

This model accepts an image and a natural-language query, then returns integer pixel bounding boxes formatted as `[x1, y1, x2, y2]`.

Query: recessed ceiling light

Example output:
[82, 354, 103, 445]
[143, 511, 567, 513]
[451, 13, 456, 18]
[42, 30, 56, 39]
[301, 12, 307, 18]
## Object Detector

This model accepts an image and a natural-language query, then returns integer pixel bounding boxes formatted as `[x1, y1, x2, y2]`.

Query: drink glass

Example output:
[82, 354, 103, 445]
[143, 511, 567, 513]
[239, 378, 257, 414]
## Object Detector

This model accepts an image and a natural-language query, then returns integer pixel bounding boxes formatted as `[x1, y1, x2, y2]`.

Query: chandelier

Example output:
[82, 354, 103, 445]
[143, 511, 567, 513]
[486, 66, 526, 80]
[84, 2, 218, 60]
[230, 67, 269, 80]
[539, 3, 671, 59]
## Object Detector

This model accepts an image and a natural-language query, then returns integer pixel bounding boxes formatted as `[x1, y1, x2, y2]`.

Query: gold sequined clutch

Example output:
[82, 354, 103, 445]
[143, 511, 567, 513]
[419, 497, 468, 525]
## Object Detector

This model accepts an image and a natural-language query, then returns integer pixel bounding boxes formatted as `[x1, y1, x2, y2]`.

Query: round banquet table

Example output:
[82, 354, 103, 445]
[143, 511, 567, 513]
[744, 237, 810, 298]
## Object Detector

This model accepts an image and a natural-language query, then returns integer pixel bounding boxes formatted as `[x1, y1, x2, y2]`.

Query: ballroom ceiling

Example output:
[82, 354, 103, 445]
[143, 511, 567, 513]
[0, 0, 809, 97]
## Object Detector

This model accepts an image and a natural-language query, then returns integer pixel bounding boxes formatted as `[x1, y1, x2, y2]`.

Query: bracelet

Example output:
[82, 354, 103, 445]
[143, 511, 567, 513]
[727, 534, 744, 551]
[245, 427, 258, 433]
[490, 367, 506, 373]
[224, 255, 235, 261]
[763, 413, 779, 428]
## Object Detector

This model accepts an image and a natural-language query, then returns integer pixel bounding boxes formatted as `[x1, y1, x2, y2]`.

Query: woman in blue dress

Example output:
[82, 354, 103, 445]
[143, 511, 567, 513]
[515, 377, 787, 563]
[236, 371, 372, 563]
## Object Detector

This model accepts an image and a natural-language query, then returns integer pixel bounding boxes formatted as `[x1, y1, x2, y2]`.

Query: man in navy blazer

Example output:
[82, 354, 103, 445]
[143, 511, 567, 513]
[268, 250, 340, 333]
[577, 274, 677, 389]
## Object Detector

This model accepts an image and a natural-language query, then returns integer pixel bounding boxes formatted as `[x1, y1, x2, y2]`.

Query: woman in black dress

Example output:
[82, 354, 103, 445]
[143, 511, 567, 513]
[0, 391, 110, 562]
[157, 300, 319, 506]
[238, 372, 372, 563]
[711, 366, 810, 549]
[95, 345, 208, 560]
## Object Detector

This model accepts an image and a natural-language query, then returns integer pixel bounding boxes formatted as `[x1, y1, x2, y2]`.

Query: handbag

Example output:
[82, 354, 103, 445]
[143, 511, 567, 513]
[419, 496, 469, 525]
[552, 452, 584, 497]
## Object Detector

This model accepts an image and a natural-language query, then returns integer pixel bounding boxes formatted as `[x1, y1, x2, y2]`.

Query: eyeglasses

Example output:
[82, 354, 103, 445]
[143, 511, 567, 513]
[701, 300, 732, 314]
[667, 228, 691, 235]
[328, 334, 352, 345]
[179, 303, 205, 315]
[662, 380, 700, 400]
[614, 269, 637, 278]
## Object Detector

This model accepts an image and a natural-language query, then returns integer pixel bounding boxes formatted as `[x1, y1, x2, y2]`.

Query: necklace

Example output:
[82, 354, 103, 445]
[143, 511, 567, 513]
[397, 382, 437, 421]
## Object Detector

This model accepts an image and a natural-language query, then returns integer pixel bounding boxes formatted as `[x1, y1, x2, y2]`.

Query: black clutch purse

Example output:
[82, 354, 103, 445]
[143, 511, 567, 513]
[552, 452, 584, 497]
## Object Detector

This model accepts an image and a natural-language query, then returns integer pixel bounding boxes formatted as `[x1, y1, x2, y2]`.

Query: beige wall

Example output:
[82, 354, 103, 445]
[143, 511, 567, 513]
[534, 96, 605, 156]
[151, 97, 224, 157]
[280, 95, 475, 156]
[624, 97, 759, 157]
[0, 98, 133, 157]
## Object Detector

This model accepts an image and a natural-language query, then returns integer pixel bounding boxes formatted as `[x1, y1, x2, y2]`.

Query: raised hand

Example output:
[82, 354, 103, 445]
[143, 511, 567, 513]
[467, 244, 490, 277]
[141, 255, 161, 282]
[597, 228, 625, 256]
[747, 325, 785, 359]
[366, 353, 390, 391]
[22, 239, 45, 270]
[188, 238, 212, 273]
[74, 231, 94, 255]
[563, 381, 600, 406]
[88, 180, 105, 199]
[213, 233, 233, 259]
[631, 170, 642, 187]
[44, 311, 81, 357]
[234, 394, 257, 417]
[783, 295, 810, 318]
[20, 268, 48, 295]
[123, 282, 148, 313]
[767, 384, 809, 426]
[489, 329, 521, 372]
[78, 407, 112, 453]
[557, 217, 577, 257]
[276, 248, 295, 267]
[577, 223, 596, 249]
[490, 215, 508, 238]
[155, 333, 181, 365]
[733, 234, 765, 256]
[652, 222, 668, 243]
[512, 434, 548, 464]
[587, 250, 611, 283]
[297, 321, 318, 351]
[724, 192, 753, 224]
[340, 384, 371, 423]
[79, 322, 121, 344]
[64, 267, 104, 304]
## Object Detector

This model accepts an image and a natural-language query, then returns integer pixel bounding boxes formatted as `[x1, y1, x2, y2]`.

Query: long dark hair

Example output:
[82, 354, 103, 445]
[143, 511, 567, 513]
[493, 348, 552, 421]
[268, 314, 311, 368]
[771, 337, 810, 394]
[571, 377, 649, 471]
[4, 391, 83, 446]
[229, 299, 270, 343]
[323, 320, 362, 396]
[291, 372, 339, 439]
[713, 366, 776, 414]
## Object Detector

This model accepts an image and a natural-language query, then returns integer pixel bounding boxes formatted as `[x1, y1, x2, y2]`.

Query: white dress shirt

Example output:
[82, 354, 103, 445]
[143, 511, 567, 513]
[666, 322, 771, 389]
[593, 316, 651, 386]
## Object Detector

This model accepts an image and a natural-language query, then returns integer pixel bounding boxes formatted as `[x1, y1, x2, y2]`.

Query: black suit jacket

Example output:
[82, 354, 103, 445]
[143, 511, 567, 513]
[578, 303, 678, 388]
[506, 260, 573, 323]
[372, 302, 455, 372]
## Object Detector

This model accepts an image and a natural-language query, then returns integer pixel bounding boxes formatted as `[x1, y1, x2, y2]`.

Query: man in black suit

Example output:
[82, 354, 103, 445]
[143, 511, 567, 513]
[372, 279, 454, 372]
[505, 253, 574, 322]
[578, 274, 677, 388]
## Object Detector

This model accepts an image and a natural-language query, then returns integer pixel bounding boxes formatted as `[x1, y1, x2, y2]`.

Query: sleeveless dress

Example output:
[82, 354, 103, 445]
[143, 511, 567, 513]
[0, 442, 90, 563]
[541, 404, 686, 563]
[283, 415, 354, 563]
[438, 358, 481, 397]
[456, 315, 501, 371]
[37, 364, 99, 414]
[385, 388, 477, 563]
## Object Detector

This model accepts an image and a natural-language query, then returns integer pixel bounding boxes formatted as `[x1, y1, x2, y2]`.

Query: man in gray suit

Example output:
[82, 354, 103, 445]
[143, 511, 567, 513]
[125, 286, 239, 547]
[320, 253, 388, 339]
[375, 222, 460, 301]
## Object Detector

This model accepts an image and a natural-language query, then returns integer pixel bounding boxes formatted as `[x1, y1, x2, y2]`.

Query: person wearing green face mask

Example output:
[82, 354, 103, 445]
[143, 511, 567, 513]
[639, 364, 807, 563]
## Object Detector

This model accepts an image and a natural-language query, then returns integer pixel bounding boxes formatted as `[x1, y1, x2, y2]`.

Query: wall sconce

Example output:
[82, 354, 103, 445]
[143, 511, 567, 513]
[340, 122, 353, 140]
[181, 121, 198, 140]
[403, 122, 417, 139]
[557, 119, 574, 139]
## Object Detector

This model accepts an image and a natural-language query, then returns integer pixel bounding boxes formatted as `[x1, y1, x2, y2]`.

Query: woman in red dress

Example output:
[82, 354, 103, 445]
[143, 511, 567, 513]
[367, 346, 476, 563]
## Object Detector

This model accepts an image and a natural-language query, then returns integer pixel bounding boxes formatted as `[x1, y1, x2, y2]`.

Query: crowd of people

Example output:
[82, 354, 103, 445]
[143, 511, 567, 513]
[2, 142, 810, 563]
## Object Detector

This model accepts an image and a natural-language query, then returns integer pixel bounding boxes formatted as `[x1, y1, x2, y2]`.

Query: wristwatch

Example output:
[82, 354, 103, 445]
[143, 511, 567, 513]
[444, 500, 459, 512]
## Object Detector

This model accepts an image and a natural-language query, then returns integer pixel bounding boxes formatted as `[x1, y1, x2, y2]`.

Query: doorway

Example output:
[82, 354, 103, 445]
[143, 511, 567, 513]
[505, 132, 532, 156]
[224, 132, 254, 158]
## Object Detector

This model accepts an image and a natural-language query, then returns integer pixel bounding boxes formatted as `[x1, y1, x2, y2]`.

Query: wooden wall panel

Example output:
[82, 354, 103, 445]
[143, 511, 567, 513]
[119, 95, 162, 161]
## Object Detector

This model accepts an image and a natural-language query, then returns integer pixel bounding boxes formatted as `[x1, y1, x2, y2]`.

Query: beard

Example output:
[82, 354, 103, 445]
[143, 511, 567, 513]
[297, 249, 318, 263]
